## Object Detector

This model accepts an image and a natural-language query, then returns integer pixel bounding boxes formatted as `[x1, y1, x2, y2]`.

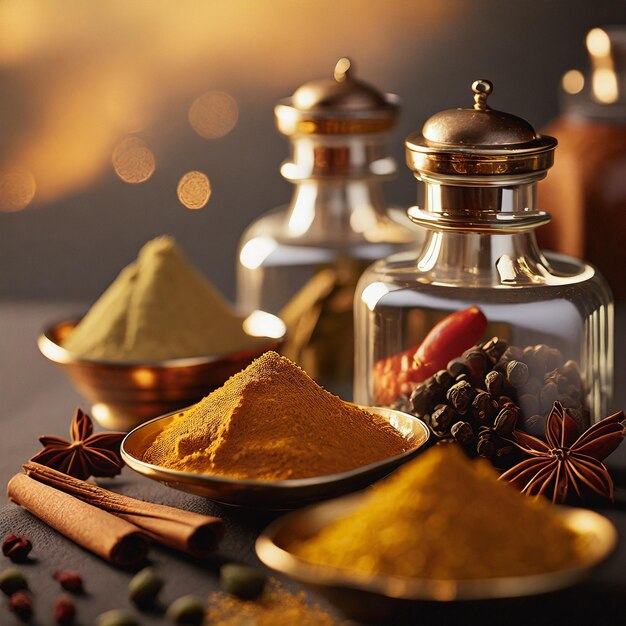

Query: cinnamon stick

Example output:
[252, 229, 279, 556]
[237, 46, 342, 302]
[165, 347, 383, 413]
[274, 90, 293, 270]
[23, 462, 224, 557]
[7, 473, 149, 566]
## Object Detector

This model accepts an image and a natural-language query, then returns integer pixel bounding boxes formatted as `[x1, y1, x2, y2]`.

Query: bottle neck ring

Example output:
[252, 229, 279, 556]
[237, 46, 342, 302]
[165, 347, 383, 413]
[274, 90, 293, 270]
[408, 179, 551, 233]
[280, 135, 396, 182]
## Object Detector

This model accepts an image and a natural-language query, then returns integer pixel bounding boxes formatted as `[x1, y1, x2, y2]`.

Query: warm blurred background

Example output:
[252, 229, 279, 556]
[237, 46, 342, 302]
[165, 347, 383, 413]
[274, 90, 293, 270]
[1, 0, 625, 302]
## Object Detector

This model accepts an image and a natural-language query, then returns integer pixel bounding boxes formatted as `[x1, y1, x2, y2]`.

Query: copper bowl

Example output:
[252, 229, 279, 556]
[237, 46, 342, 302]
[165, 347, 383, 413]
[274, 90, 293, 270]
[256, 496, 617, 622]
[38, 319, 282, 431]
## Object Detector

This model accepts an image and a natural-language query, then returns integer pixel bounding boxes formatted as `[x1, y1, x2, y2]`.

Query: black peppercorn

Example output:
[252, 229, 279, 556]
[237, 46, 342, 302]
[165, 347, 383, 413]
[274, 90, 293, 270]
[409, 384, 433, 416]
[545, 348, 565, 371]
[446, 380, 476, 413]
[506, 360, 529, 388]
[462, 349, 490, 379]
[447, 358, 469, 378]
[481, 337, 508, 362]
[431, 405, 458, 434]
[472, 391, 498, 424]
[494, 406, 519, 437]
[540, 382, 559, 413]
[477, 432, 497, 459]
[451, 421, 474, 446]
[501, 346, 523, 362]
[484, 370, 504, 396]
[562, 360, 582, 388]
[433, 369, 454, 389]
[518, 393, 540, 417]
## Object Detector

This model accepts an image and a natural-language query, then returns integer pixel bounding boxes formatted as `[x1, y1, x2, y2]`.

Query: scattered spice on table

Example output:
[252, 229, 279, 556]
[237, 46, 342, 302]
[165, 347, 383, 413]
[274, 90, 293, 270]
[30, 408, 124, 480]
[54, 594, 76, 625]
[293, 445, 584, 579]
[206, 578, 338, 626]
[62, 236, 263, 361]
[96, 608, 139, 626]
[8, 589, 33, 620]
[166, 594, 205, 625]
[144, 351, 410, 480]
[128, 567, 163, 609]
[0, 569, 28, 595]
[219, 563, 266, 600]
[53, 570, 83, 593]
[2, 534, 32, 562]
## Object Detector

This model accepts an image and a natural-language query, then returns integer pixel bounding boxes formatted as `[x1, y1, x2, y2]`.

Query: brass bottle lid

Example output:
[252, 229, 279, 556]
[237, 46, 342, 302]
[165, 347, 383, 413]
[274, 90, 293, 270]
[406, 80, 557, 178]
[275, 58, 400, 136]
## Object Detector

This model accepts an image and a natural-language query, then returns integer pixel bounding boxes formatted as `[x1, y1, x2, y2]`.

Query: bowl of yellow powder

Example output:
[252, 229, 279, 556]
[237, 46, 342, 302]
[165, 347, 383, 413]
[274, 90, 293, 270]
[38, 236, 284, 431]
[256, 445, 617, 621]
[121, 351, 430, 509]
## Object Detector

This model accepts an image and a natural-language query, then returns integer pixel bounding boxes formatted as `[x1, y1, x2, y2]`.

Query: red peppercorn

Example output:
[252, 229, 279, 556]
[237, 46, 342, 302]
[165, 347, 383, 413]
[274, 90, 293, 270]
[53, 570, 83, 593]
[54, 595, 76, 625]
[2, 535, 32, 562]
[8, 590, 33, 620]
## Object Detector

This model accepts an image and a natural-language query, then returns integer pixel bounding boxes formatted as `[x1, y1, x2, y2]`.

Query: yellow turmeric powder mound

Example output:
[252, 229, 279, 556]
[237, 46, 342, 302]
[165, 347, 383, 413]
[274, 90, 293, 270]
[294, 445, 584, 579]
[143, 351, 410, 480]
[206, 579, 339, 626]
[62, 236, 260, 361]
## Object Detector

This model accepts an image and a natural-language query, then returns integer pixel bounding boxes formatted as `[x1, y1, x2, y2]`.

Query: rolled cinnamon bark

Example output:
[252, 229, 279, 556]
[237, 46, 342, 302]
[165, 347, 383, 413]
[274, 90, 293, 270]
[22, 462, 224, 557]
[7, 473, 149, 566]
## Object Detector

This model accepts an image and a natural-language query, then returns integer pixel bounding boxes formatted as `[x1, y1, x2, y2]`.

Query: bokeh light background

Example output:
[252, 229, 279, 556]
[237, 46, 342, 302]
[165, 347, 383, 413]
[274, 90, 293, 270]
[1, 0, 625, 301]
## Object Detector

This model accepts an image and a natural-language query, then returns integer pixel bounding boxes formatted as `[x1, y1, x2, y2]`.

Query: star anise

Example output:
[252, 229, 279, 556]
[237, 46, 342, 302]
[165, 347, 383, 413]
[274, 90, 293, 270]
[30, 408, 125, 480]
[500, 402, 626, 504]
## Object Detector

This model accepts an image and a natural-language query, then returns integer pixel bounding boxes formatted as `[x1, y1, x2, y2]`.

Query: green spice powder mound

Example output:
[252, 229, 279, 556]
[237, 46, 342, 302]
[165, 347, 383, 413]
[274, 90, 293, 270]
[63, 236, 260, 361]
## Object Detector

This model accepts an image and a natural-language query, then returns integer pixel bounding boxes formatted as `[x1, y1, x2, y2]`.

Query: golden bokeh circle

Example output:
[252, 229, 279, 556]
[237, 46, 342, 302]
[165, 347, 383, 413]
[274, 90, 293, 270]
[177, 171, 211, 209]
[188, 91, 239, 139]
[562, 69, 585, 95]
[0, 167, 36, 212]
[112, 137, 156, 183]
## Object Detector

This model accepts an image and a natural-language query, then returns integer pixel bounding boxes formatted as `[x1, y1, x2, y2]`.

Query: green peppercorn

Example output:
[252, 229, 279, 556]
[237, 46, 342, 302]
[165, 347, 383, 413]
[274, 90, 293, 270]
[96, 609, 139, 626]
[0, 568, 28, 595]
[220, 563, 267, 600]
[128, 567, 163, 609]
[165, 595, 204, 625]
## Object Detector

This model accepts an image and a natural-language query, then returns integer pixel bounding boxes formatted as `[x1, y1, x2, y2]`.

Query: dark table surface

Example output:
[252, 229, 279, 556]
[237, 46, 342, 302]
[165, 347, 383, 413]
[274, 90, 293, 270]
[2, 301, 626, 626]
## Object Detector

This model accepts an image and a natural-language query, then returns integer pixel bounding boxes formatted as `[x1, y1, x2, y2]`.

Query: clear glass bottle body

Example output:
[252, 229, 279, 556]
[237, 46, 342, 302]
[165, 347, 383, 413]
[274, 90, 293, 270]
[237, 135, 419, 392]
[354, 181, 614, 431]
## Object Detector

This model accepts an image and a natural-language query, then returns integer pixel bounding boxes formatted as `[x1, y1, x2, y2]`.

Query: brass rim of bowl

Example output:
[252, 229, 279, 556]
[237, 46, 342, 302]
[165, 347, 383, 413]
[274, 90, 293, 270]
[121, 407, 430, 489]
[38, 318, 284, 368]
[255, 499, 618, 601]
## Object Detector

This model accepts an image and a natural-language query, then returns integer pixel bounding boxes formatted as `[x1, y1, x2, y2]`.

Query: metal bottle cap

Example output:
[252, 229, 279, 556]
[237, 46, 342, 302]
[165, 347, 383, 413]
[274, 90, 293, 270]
[275, 58, 400, 135]
[406, 80, 557, 178]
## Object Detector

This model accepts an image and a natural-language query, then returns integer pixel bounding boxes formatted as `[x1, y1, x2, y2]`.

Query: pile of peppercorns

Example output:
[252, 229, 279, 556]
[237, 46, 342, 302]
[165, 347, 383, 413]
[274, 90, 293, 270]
[2, 532, 269, 625]
[392, 337, 587, 469]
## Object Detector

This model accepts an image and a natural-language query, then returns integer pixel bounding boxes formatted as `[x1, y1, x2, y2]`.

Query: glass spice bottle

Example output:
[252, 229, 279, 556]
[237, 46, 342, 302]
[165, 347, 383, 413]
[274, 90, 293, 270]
[538, 26, 626, 299]
[354, 80, 613, 465]
[237, 58, 417, 392]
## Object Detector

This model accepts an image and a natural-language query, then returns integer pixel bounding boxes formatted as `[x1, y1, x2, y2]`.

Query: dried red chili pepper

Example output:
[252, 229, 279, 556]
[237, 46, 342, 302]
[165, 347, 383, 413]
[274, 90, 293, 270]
[374, 306, 488, 405]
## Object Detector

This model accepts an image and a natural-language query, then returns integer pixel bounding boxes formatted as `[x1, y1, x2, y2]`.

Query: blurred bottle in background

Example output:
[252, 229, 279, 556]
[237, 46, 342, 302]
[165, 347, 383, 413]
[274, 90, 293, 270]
[237, 59, 418, 392]
[539, 26, 626, 299]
